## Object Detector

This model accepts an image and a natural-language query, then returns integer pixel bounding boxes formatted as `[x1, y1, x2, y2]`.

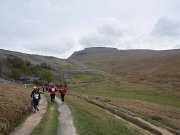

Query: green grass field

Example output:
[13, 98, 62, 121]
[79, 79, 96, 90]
[67, 73, 103, 83]
[66, 95, 148, 135]
[67, 74, 180, 132]
[71, 79, 180, 107]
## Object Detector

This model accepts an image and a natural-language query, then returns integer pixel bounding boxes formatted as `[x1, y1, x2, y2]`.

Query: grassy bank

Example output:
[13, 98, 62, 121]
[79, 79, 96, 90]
[0, 84, 32, 135]
[66, 95, 148, 135]
[30, 93, 58, 135]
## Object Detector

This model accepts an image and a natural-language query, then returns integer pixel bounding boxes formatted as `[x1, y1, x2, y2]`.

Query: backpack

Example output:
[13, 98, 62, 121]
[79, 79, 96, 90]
[51, 87, 55, 92]
[34, 93, 39, 99]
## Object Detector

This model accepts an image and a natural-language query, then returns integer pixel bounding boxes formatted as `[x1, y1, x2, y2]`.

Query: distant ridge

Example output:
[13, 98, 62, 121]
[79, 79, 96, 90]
[69, 47, 180, 61]
[0, 49, 68, 66]
[69, 47, 119, 61]
[69, 47, 180, 87]
[70, 47, 117, 56]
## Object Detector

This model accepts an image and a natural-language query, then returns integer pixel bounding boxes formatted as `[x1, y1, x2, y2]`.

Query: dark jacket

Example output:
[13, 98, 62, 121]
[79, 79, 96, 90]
[31, 89, 41, 100]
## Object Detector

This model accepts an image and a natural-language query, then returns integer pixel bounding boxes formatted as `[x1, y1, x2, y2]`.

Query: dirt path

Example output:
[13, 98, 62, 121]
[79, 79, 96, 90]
[10, 94, 47, 135]
[55, 97, 77, 135]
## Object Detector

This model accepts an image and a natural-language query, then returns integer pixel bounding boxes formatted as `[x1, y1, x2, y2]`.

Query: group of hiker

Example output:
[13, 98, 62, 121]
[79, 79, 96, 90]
[31, 83, 68, 113]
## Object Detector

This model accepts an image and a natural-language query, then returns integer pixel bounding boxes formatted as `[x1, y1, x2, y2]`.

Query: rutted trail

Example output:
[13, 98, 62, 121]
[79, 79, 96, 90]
[79, 95, 176, 135]
[55, 97, 77, 135]
[105, 110, 153, 135]
[10, 94, 47, 135]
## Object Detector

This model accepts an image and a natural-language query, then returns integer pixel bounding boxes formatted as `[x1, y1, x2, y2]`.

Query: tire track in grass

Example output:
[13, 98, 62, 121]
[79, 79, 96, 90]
[105, 110, 153, 135]
[81, 95, 175, 135]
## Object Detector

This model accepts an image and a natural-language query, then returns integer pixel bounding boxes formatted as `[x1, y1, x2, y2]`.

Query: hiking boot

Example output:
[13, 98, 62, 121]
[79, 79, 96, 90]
[37, 108, 39, 111]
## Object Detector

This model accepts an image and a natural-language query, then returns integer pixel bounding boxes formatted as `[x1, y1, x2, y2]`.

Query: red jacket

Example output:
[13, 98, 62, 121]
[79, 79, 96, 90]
[59, 86, 68, 94]
[48, 85, 58, 94]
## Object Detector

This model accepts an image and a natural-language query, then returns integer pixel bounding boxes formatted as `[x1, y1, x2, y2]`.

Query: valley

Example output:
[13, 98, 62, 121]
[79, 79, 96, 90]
[0, 47, 180, 135]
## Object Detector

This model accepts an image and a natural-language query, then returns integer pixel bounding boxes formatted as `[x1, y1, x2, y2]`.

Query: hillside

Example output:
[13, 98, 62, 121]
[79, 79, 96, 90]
[1, 47, 179, 87]
[0, 84, 31, 135]
[0, 49, 78, 70]
[0, 49, 89, 82]
[68, 47, 180, 133]
[69, 47, 180, 88]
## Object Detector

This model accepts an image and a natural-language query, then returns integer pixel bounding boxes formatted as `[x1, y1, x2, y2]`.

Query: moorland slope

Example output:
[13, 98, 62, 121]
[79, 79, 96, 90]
[69, 47, 180, 87]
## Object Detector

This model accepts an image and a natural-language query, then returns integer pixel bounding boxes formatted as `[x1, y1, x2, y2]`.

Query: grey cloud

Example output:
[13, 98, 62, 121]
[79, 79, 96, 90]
[1, 0, 180, 58]
[175, 44, 180, 49]
[79, 18, 132, 48]
[25, 38, 75, 54]
[0, 0, 75, 58]
[79, 33, 115, 47]
[97, 18, 128, 37]
[151, 17, 180, 37]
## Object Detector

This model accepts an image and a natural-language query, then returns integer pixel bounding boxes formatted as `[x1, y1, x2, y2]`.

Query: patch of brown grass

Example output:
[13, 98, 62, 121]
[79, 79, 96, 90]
[0, 84, 32, 135]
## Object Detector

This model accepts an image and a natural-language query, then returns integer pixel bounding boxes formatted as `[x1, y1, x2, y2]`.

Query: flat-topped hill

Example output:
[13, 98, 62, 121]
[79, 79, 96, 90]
[69, 47, 180, 87]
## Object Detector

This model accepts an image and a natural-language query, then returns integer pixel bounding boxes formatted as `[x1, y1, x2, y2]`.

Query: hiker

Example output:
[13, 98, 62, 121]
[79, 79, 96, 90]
[45, 85, 48, 92]
[42, 85, 45, 92]
[59, 86, 68, 104]
[48, 82, 58, 102]
[31, 86, 41, 113]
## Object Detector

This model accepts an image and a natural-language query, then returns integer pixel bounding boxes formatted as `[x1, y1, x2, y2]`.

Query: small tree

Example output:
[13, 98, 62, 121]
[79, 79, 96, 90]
[10, 69, 20, 80]
[40, 69, 54, 83]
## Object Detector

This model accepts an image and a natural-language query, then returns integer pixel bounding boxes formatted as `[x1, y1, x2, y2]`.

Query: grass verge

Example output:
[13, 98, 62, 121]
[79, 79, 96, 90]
[30, 93, 58, 135]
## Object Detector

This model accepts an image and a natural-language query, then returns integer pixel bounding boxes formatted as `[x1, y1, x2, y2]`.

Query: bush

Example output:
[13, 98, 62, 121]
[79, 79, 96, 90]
[39, 69, 54, 83]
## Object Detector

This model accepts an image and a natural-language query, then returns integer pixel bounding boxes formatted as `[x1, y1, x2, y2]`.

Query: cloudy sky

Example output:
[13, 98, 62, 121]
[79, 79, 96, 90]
[0, 0, 180, 58]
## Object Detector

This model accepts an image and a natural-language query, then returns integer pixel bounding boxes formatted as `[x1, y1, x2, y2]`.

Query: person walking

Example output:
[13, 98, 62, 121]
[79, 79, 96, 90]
[59, 86, 68, 104]
[31, 86, 41, 113]
[48, 82, 58, 102]
[42, 85, 45, 92]
[45, 85, 48, 92]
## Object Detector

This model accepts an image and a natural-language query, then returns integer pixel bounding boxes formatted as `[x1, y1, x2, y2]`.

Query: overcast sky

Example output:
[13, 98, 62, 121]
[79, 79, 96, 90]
[0, 0, 180, 58]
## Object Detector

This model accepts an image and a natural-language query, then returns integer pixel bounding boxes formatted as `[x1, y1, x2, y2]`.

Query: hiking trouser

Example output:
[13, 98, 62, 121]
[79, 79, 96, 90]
[50, 94, 55, 102]
[33, 99, 39, 109]
[60, 94, 65, 102]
